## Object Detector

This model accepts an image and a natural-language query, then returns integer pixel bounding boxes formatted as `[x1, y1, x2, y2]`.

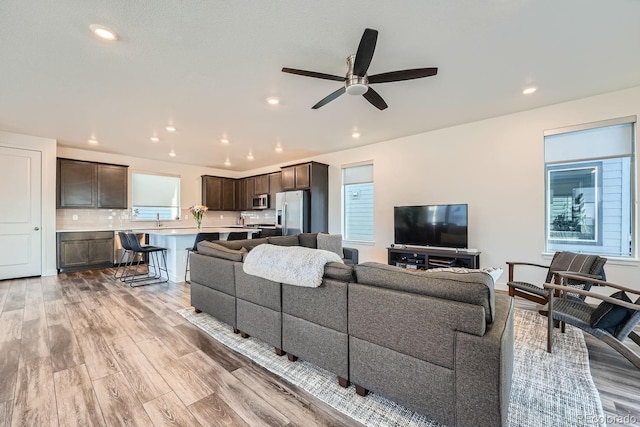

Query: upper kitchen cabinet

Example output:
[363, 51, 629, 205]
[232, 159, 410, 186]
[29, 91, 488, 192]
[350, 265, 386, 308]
[268, 172, 282, 209]
[280, 162, 321, 191]
[202, 176, 236, 210]
[254, 174, 269, 195]
[57, 158, 128, 209]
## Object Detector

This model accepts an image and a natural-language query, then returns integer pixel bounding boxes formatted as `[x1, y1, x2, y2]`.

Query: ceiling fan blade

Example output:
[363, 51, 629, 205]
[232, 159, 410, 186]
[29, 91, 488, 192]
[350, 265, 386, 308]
[362, 87, 388, 110]
[368, 67, 438, 84]
[282, 67, 345, 82]
[312, 87, 346, 109]
[353, 28, 378, 77]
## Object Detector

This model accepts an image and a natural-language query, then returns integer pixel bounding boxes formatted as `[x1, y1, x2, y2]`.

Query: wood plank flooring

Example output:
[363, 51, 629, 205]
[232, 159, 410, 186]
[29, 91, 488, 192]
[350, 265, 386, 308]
[0, 270, 638, 426]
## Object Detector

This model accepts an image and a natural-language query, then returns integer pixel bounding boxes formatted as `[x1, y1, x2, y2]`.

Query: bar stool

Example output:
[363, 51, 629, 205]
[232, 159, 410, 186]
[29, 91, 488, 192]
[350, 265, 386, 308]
[226, 231, 248, 241]
[123, 232, 169, 287]
[184, 232, 220, 283]
[113, 231, 134, 279]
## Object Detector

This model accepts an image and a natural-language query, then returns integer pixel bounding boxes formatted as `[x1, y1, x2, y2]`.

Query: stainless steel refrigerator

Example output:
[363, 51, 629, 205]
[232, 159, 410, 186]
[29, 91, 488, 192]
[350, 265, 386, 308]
[275, 190, 310, 235]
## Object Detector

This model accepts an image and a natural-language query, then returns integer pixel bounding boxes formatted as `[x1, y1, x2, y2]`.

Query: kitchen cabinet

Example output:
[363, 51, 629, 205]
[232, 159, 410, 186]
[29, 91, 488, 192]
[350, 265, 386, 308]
[254, 174, 269, 195]
[57, 231, 114, 272]
[244, 177, 255, 210]
[235, 178, 246, 211]
[202, 176, 223, 210]
[57, 158, 128, 209]
[202, 176, 236, 210]
[269, 172, 282, 209]
[279, 162, 329, 232]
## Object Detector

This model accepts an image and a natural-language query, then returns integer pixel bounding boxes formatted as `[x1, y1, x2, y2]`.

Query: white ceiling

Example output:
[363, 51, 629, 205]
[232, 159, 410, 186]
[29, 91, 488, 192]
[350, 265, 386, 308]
[1, 0, 640, 171]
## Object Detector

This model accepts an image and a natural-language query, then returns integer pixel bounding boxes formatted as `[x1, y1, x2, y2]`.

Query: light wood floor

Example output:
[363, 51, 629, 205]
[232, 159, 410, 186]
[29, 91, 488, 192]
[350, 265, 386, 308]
[0, 270, 638, 427]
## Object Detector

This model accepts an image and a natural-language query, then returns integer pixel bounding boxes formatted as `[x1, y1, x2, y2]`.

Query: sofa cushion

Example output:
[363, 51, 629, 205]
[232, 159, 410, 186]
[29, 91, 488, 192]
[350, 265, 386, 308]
[298, 233, 318, 249]
[354, 262, 495, 324]
[267, 235, 300, 246]
[317, 233, 342, 257]
[323, 262, 354, 282]
[217, 237, 268, 251]
[197, 241, 247, 262]
[590, 291, 633, 334]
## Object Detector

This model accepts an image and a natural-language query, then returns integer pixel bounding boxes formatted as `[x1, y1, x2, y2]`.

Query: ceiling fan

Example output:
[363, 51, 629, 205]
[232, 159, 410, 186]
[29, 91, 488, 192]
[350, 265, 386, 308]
[282, 28, 438, 110]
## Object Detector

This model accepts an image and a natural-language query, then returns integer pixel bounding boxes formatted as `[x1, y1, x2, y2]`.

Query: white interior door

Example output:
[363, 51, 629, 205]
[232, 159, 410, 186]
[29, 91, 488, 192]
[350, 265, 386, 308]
[0, 146, 42, 279]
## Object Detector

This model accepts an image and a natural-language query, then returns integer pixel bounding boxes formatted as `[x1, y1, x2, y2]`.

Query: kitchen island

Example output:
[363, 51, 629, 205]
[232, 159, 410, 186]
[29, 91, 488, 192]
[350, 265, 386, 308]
[139, 227, 259, 283]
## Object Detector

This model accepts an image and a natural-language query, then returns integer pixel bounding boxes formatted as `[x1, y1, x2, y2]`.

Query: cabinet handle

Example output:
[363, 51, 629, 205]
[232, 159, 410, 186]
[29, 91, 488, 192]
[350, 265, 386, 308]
[34, 227, 40, 231]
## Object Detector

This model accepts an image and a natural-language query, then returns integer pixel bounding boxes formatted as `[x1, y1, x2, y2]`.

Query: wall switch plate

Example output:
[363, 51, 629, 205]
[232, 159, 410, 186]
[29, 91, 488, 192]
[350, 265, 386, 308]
[220, 215, 224, 219]
[72, 214, 78, 221]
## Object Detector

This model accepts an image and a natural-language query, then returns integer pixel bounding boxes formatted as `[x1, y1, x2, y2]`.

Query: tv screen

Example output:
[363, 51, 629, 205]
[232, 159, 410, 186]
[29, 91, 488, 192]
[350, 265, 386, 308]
[394, 204, 468, 248]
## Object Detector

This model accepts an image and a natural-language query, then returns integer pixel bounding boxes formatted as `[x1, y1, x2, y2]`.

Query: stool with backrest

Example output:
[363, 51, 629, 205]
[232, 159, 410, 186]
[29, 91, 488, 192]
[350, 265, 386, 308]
[114, 231, 134, 279]
[124, 232, 169, 287]
[506, 251, 607, 306]
[184, 232, 220, 283]
[226, 231, 248, 241]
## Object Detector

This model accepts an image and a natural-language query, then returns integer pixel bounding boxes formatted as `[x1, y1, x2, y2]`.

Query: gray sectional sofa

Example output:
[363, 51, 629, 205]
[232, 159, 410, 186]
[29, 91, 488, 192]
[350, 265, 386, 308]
[189, 235, 514, 427]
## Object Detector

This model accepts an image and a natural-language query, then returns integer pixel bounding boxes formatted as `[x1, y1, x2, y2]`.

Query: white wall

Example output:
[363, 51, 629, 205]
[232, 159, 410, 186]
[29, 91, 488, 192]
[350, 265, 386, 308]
[303, 85, 640, 293]
[0, 131, 57, 276]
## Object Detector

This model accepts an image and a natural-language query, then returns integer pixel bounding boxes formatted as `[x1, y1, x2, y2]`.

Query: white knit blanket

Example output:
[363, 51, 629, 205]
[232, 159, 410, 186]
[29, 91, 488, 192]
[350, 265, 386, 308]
[243, 244, 343, 288]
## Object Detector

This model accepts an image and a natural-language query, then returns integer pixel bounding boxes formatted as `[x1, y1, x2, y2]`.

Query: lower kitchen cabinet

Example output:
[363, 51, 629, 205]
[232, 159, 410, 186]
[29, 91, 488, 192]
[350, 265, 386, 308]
[57, 231, 114, 272]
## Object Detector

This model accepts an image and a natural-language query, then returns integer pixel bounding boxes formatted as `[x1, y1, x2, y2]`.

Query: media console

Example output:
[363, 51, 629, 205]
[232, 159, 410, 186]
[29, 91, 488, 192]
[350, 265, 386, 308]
[387, 246, 480, 270]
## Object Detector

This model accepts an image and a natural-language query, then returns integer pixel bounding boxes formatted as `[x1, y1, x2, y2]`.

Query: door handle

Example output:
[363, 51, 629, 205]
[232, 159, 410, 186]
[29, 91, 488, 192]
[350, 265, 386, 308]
[34, 227, 40, 231]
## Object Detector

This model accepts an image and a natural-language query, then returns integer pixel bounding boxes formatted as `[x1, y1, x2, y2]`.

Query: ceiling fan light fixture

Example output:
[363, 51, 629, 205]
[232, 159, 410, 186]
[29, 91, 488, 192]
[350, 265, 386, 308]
[346, 83, 368, 96]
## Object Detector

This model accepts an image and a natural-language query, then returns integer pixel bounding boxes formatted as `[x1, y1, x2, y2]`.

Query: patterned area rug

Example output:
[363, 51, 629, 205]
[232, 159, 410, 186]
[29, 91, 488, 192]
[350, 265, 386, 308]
[178, 308, 604, 427]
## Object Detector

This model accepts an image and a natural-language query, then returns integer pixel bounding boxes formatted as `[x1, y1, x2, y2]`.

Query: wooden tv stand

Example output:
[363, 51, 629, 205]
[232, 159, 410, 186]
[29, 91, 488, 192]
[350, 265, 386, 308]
[387, 246, 480, 270]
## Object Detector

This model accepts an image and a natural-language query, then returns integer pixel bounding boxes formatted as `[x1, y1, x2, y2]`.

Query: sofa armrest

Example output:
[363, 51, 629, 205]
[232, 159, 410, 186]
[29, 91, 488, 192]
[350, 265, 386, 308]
[342, 247, 359, 265]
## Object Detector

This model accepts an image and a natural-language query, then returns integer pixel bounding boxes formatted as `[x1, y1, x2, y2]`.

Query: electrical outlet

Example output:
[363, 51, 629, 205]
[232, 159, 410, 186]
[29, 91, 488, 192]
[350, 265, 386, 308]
[72, 214, 78, 221]
[220, 215, 224, 219]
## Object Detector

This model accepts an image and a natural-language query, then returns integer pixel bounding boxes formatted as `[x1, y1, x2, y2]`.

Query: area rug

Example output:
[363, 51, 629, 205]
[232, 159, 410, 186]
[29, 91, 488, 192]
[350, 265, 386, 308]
[178, 308, 604, 427]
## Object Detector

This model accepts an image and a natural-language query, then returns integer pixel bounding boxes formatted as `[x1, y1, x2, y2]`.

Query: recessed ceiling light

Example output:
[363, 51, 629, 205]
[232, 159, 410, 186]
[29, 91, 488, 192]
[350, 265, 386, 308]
[351, 131, 361, 139]
[221, 138, 229, 144]
[266, 97, 280, 105]
[522, 86, 537, 95]
[88, 138, 98, 145]
[275, 145, 283, 152]
[166, 125, 176, 132]
[247, 153, 254, 160]
[224, 159, 231, 166]
[150, 136, 160, 142]
[89, 24, 118, 41]
[169, 150, 176, 157]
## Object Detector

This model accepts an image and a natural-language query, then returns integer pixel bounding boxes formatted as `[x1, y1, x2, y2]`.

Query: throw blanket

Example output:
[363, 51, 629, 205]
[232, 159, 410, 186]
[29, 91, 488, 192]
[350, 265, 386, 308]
[243, 244, 343, 288]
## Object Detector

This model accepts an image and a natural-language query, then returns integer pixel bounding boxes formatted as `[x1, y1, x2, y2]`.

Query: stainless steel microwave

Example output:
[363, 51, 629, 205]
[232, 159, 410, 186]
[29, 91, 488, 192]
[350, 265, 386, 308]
[252, 194, 269, 209]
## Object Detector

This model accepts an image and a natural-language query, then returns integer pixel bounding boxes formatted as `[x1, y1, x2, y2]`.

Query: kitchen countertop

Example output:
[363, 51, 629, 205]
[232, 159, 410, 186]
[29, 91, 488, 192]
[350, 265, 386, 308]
[139, 227, 260, 236]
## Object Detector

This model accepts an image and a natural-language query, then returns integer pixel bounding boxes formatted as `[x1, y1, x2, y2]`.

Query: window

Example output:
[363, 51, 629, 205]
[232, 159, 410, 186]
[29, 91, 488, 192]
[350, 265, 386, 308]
[544, 117, 635, 257]
[342, 163, 374, 242]
[131, 172, 181, 221]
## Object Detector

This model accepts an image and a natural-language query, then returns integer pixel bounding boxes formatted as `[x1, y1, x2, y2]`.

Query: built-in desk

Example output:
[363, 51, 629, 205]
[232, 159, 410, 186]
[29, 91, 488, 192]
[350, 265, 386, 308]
[139, 227, 259, 283]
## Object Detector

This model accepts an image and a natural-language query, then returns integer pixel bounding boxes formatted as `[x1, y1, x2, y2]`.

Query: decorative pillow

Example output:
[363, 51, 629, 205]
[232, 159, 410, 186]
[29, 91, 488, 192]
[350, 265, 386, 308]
[317, 233, 343, 257]
[267, 235, 300, 246]
[590, 291, 633, 334]
[298, 233, 319, 249]
[197, 241, 247, 262]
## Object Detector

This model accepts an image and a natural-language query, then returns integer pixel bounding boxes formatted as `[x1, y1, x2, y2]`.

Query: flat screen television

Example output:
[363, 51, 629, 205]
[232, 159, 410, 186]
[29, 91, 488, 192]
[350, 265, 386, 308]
[394, 204, 468, 248]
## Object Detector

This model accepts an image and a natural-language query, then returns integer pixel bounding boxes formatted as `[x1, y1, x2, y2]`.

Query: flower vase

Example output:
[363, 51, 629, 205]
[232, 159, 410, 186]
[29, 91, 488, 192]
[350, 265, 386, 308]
[196, 218, 202, 230]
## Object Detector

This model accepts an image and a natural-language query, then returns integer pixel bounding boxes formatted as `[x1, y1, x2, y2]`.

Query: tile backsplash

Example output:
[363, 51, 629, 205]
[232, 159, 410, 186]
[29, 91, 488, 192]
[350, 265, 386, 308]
[57, 208, 275, 230]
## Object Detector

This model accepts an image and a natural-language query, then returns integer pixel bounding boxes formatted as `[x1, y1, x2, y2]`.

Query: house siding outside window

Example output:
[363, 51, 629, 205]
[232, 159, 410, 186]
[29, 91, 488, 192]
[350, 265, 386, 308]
[131, 172, 181, 221]
[342, 163, 374, 242]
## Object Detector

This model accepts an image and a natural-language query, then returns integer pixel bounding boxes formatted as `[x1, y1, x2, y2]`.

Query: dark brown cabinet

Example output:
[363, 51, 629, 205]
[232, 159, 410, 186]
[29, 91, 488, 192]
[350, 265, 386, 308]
[57, 231, 114, 272]
[281, 166, 296, 190]
[235, 178, 246, 210]
[254, 174, 269, 195]
[57, 158, 128, 209]
[202, 176, 236, 210]
[269, 172, 282, 209]
[244, 177, 255, 210]
[294, 163, 311, 189]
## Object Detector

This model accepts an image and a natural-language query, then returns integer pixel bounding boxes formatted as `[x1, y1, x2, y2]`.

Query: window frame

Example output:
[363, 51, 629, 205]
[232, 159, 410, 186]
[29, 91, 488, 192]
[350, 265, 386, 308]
[130, 171, 181, 222]
[341, 162, 374, 243]
[543, 116, 636, 259]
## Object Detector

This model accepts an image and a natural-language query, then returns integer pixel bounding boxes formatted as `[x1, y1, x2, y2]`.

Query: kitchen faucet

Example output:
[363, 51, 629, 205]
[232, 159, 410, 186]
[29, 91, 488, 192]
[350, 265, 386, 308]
[156, 213, 163, 228]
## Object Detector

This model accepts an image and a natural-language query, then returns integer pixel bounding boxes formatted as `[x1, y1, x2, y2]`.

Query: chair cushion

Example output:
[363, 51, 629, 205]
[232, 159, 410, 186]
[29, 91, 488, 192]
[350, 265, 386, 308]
[590, 291, 633, 334]
[197, 241, 247, 262]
